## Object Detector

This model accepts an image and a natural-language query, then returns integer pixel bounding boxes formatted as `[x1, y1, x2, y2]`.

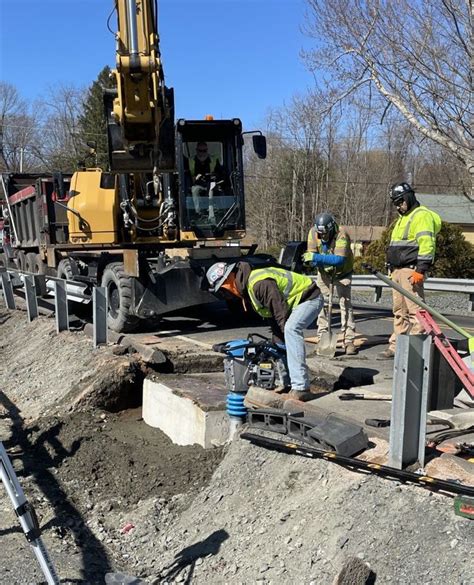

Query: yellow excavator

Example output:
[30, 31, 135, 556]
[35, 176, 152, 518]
[1, 0, 267, 332]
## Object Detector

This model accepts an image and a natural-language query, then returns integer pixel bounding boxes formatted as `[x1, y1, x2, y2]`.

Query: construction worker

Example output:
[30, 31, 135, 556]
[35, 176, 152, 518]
[186, 142, 224, 214]
[379, 182, 442, 359]
[206, 261, 323, 401]
[302, 212, 357, 355]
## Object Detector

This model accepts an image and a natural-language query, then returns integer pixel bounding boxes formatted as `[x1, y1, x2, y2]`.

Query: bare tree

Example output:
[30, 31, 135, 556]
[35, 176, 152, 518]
[0, 82, 39, 172]
[303, 0, 473, 194]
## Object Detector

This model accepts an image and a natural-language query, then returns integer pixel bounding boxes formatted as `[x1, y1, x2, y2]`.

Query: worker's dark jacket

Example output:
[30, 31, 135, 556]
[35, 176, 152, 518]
[386, 204, 441, 273]
[234, 262, 320, 343]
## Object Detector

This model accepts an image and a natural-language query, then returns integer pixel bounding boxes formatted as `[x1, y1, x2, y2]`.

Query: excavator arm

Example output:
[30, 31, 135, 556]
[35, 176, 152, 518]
[105, 0, 175, 172]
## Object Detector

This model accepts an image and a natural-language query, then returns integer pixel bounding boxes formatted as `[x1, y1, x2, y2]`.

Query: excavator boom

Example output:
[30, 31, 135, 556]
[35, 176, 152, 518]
[105, 0, 175, 172]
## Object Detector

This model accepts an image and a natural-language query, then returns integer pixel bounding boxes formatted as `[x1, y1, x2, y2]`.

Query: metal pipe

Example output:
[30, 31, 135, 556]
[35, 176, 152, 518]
[364, 264, 472, 340]
[125, 0, 140, 69]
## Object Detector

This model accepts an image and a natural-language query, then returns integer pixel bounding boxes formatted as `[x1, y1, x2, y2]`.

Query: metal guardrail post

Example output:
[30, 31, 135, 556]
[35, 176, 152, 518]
[0, 269, 16, 310]
[22, 274, 38, 322]
[373, 286, 382, 303]
[54, 280, 69, 333]
[389, 334, 433, 470]
[33, 274, 47, 298]
[93, 287, 108, 347]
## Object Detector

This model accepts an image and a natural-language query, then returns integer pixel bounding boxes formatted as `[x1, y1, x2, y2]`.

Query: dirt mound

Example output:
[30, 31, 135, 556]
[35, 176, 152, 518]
[142, 434, 474, 584]
[0, 311, 223, 583]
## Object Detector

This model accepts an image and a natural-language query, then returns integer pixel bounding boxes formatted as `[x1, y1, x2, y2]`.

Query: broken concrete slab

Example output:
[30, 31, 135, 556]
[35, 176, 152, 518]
[425, 453, 474, 486]
[142, 374, 229, 448]
[428, 408, 474, 430]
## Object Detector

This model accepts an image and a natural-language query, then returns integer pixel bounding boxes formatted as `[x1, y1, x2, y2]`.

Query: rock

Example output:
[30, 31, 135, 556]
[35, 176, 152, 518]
[425, 454, 474, 486]
[332, 557, 374, 585]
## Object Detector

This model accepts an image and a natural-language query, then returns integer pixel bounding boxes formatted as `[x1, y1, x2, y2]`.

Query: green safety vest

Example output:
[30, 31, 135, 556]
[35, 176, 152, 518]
[247, 267, 314, 318]
[188, 154, 220, 176]
[387, 205, 442, 269]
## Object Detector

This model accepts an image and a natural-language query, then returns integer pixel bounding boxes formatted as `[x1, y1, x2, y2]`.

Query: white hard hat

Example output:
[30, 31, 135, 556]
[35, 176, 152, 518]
[206, 262, 236, 292]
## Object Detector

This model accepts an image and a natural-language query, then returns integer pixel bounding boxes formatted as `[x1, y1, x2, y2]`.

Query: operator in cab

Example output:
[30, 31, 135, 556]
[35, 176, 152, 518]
[185, 142, 224, 215]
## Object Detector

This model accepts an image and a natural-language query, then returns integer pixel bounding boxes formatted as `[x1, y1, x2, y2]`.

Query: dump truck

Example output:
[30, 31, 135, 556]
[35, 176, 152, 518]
[0, 0, 268, 332]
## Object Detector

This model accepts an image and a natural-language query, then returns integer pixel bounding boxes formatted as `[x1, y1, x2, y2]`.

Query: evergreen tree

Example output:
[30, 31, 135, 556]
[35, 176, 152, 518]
[78, 66, 115, 170]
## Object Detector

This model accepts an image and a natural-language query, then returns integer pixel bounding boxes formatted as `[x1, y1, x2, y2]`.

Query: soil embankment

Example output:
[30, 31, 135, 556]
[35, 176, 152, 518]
[1, 308, 473, 584]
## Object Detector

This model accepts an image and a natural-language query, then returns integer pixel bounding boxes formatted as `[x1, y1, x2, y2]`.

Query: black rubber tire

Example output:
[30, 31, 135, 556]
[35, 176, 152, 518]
[57, 258, 79, 280]
[25, 252, 37, 273]
[16, 250, 26, 272]
[101, 262, 140, 333]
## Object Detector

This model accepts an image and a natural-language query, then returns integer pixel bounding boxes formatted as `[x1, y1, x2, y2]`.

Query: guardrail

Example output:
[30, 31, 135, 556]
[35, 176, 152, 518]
[0, 268, 107, 347]
[351, 275, 474, 311]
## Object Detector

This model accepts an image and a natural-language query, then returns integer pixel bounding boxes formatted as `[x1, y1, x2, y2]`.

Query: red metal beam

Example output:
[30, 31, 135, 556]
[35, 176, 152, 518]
[416, 309, 474, 398]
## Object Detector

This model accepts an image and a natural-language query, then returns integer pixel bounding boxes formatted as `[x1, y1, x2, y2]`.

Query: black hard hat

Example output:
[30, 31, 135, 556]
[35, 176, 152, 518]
[314, 212, 337, 238]
[389, 182, 414, 202]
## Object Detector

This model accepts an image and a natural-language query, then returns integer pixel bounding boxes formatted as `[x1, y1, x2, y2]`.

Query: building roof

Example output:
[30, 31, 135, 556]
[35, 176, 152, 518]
[416, 193, 474, 225]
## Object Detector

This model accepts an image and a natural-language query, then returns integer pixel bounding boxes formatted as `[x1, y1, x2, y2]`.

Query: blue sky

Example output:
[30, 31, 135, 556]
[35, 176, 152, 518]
[0, 0, 315, 129]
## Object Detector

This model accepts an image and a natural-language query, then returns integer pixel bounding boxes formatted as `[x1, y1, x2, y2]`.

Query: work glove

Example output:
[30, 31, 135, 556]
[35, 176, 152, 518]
[302, 251, 315, 264]
[409, 271, 425, 286]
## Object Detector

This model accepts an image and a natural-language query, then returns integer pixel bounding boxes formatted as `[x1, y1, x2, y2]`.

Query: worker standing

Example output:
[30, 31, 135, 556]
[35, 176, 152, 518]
[303, 212, 357, 355]
[206, 261, 323, 401]
[379, 182, 441, 359]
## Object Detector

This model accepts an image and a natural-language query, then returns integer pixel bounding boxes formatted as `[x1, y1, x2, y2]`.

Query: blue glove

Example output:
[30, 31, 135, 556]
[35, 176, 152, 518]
[311, 253, 326, 267]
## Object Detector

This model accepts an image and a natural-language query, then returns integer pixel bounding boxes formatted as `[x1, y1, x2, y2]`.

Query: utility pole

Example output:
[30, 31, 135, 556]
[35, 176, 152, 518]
[19, 147, 24, 172]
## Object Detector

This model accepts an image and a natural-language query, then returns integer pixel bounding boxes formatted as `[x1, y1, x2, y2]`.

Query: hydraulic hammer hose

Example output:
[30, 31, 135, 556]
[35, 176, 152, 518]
[363, 264, 472, 341]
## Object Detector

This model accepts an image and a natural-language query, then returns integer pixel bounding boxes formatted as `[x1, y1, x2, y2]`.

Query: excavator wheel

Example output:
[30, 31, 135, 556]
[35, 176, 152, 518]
[57, 258, 79, 280]
[101, 262, 140, 333]
[25, 252, 37, 273]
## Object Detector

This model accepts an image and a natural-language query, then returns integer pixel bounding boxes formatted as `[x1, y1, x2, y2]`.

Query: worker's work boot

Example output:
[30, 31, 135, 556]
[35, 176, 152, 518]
[345, 342, 358, 355]
[377, 348, 395, 360]
[288, 389, 315, 402]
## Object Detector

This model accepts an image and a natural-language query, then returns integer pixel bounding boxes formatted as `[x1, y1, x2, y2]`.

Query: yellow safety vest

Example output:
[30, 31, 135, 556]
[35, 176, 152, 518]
[307, 227, 354, 277]
[188, 154, 220, 176]
[247, 267, 314, 318]
[387, 205, 442, 270]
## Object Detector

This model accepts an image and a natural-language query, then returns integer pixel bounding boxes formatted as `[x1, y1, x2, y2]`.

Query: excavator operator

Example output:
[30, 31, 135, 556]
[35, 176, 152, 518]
[185, 142, 225, 215]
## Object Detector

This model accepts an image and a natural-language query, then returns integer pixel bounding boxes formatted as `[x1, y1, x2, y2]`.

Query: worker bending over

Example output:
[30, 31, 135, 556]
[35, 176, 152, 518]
[379, 182, 441, 359]
[206, 261, 323, 401]
[303, 212, 357, 355]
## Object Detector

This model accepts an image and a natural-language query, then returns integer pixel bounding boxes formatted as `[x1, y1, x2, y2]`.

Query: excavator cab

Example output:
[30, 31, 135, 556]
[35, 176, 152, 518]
[176, 118, 264, 240]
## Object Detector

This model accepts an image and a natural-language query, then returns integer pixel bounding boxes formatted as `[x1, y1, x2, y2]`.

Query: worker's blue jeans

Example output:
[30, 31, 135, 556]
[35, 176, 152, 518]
[284, 295, 324, 391]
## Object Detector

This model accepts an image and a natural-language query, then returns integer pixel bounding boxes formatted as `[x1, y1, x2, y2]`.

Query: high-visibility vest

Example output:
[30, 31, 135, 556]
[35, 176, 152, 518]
[247, 267, 314, 318]
[307, 227, 354, 277]
[188, 154, 220, 176]
[387, 205, 442, 269]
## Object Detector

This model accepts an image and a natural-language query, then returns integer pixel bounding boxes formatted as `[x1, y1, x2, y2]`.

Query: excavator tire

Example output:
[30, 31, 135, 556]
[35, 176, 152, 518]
[101, 262, 140, 333]
[25, 252, 37, 273]
[57, 258, 79, 280]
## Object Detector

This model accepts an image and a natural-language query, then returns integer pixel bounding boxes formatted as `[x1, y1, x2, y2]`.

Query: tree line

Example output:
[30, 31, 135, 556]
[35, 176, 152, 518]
[1, 0, 472, 260]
